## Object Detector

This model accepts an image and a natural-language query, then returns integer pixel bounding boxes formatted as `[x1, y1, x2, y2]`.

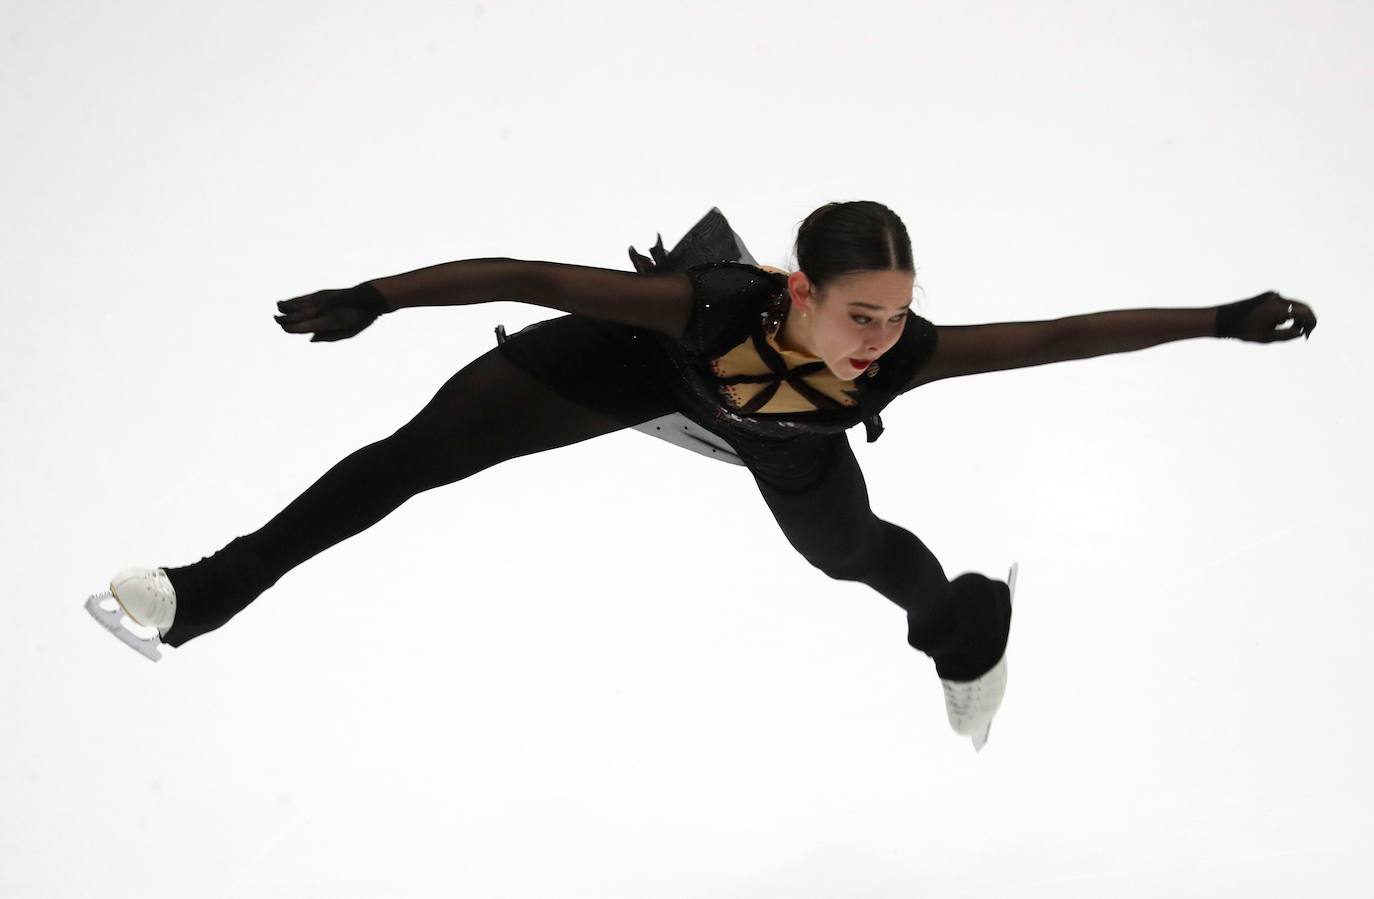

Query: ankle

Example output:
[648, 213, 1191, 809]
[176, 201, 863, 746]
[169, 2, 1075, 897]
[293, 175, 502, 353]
[914, 572, 1012, 682]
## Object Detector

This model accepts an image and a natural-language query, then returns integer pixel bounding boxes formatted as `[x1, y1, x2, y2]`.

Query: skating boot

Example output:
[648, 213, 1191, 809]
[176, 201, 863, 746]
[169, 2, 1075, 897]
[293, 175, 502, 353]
[83, 567, 177, 662]
[940, 562, 1018, 752]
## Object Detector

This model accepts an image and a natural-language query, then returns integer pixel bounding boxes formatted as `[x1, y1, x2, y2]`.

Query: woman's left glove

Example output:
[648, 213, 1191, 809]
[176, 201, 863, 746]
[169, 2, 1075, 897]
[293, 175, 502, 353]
[1216, 291, 1317, 342]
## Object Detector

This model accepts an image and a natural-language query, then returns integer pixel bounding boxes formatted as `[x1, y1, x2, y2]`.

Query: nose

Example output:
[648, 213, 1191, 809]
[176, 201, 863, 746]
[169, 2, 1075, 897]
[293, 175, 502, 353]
[865, 326, 899, 354]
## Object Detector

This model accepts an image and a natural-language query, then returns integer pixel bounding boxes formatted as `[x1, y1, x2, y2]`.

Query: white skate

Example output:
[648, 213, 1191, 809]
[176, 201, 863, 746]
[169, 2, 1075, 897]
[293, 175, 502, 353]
[940, 561, 1018, 752]
[83, 567, 178, 663]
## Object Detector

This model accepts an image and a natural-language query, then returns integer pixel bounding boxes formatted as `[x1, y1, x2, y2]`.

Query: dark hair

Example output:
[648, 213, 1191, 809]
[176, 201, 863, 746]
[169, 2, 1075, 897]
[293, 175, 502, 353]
[789, 200, 923, 309]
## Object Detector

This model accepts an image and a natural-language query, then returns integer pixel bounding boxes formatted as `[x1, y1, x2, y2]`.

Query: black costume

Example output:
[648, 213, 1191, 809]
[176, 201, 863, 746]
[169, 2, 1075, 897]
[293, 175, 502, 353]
[160, 208, 1011, 682]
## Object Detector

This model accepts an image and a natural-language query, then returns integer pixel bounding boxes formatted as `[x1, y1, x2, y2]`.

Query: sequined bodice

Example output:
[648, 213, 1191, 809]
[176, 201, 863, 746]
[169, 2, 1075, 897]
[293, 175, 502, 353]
[654, 259, 937, 444]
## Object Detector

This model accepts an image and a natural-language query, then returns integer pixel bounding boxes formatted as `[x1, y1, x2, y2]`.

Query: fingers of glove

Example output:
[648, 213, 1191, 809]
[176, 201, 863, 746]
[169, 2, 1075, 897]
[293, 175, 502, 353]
[276, 290, 353, 328]
[275, 301, 332, 327]
[1293, 301, 1317, 338]
[276, 313, 335, 334]
[275, 310, 314, 327]
[1274, 297, 1317, 340]
[276, 292, 323, 319]
[277, 306, 365, 335]
[275, 309, 321, 330]
[310, 327, 361, 343]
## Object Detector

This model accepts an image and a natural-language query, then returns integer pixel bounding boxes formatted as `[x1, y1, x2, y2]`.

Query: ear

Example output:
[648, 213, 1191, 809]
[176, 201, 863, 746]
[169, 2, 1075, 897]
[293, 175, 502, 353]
[785, 271, 818, 312]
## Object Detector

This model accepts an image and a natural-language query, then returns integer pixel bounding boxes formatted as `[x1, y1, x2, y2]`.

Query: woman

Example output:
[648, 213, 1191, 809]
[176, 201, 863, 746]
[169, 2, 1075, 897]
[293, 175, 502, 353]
[83, 201, 1317, 751]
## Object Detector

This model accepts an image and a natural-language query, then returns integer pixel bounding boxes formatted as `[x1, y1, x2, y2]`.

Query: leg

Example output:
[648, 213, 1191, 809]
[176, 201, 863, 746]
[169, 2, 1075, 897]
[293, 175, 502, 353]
[741, 433, 1010, 680]
[160, 344, 671, 646]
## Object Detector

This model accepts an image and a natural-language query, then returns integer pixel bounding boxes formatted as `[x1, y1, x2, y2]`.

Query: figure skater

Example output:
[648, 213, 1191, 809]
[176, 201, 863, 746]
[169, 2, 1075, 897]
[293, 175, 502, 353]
[83, 202, 1317, 751]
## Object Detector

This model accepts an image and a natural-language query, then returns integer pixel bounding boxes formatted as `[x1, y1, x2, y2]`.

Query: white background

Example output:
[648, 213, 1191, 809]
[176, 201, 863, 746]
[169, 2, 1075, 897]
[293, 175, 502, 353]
[4, 1, 1370, 896]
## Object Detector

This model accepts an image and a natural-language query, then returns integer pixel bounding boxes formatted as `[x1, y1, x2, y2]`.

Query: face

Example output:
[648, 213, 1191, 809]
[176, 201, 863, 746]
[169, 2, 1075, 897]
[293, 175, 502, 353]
[783, 269, 915, 379]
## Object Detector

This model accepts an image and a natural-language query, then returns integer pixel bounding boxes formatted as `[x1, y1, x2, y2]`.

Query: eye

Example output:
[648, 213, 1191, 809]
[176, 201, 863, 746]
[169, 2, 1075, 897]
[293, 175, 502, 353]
[851, 312, 909, 326]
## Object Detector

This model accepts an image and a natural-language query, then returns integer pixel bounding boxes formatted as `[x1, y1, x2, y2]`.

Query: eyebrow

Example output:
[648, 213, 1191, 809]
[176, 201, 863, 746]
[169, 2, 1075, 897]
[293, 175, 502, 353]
[848, 301, 912, 310]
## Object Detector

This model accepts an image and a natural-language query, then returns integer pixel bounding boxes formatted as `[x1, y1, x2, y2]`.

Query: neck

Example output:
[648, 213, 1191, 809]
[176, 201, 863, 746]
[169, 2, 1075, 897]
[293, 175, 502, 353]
[777, 302, 817, 358]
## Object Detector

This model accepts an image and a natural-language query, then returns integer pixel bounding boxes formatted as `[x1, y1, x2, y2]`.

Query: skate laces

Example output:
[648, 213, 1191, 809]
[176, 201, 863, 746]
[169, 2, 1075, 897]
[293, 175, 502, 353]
[941, 678, 984, 716]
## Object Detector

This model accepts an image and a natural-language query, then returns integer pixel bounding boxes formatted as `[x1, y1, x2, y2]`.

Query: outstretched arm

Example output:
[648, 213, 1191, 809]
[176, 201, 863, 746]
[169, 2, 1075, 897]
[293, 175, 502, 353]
[1042, 305, 1219, 362]
[906, 310, 1209, 387]
[907, 307, 1216, 389]
[906, 291, 1316, 389]
[1046, 291, 1316, 361]
[906, 318, 1066, 388]
[368, 257, 693, 339]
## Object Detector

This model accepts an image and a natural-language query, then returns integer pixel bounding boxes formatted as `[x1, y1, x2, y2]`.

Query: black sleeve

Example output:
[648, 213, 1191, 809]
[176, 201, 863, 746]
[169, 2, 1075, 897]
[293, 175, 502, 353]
[517, 257, 779, 356]
[519, 260, 695, 339]
[893, 314, 940, 396]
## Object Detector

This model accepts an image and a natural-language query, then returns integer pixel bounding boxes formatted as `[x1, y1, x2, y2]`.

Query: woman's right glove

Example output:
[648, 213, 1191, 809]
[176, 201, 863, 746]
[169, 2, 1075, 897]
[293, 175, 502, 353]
[1215, 290, 1317, 342]
[274, 282, 390, 342]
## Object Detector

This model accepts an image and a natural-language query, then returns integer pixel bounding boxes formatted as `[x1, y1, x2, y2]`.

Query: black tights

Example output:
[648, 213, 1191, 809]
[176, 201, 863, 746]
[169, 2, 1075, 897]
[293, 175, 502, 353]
[161, 346, 1008, 680]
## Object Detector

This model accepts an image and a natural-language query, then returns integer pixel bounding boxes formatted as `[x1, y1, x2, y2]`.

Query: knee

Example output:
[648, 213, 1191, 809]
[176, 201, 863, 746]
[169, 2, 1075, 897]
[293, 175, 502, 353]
[785, 521, 880, 583]
[791, 516, 894, 582]
[804, 544, 869, 582]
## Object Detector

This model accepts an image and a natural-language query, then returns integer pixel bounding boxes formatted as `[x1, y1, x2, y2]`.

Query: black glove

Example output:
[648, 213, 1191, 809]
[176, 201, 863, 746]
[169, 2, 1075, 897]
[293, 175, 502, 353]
[274, 282, 390, 343]
[1216, 290, 1317, 342]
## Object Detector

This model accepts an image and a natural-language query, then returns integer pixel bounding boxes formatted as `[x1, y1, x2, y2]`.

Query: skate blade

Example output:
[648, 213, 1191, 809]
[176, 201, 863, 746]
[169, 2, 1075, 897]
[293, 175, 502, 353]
[84, 592, 163, 662]
[970, 561, 1017, 754]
